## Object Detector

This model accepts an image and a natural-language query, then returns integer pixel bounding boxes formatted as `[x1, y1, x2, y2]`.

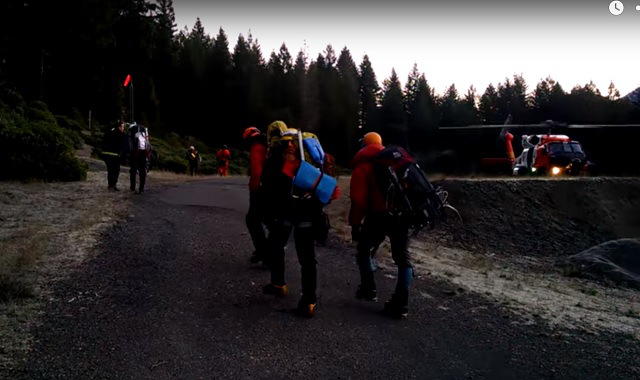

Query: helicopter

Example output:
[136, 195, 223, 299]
[498, 116, 594, 176]
[439, 115, 640, 176]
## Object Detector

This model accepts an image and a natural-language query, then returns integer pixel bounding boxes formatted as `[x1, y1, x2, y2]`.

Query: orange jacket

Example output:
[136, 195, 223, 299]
[217, 149, 231, 162]
[249, 142, 267, 192]
[349, 144, 386, 226]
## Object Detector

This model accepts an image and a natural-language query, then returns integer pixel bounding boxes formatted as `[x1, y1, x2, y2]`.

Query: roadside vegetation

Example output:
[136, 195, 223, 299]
[0, 90, 87, 182]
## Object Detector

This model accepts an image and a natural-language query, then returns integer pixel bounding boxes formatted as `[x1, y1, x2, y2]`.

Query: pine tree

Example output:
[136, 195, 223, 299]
[406, 72, 437, 152]
[479, 83, 500, 124]
[336, 47, 360, 159]
[359, 55, 381, 134]
[294, 49, 309, 128]
[439, 84, 460, 127]
[380, 69, 407, 146]
[607, 81, 620, 101]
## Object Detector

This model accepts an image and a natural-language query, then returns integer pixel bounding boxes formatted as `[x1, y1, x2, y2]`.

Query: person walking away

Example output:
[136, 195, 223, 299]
[186, 146, 200, 176]
[217, 145, 231, 176]
[243, 126, 269, 265]
[128, 123, 151, 194]
[101, 121, 127, 191]
[349, 132, 413, 319]
[261, 127, 338, 318]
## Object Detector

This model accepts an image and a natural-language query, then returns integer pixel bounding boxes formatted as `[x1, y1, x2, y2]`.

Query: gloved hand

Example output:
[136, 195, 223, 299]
[351, 225, 362, 242]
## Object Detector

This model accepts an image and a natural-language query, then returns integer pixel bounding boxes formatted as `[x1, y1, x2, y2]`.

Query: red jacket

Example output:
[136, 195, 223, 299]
[249, 142, 267, 192]
[217, 149, 231, 162]
[349, 144, 386, 226]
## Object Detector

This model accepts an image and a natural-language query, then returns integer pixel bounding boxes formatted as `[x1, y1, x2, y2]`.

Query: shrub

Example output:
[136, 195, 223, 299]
[0, 95, 87, 182]
[149, 137, 189, 173]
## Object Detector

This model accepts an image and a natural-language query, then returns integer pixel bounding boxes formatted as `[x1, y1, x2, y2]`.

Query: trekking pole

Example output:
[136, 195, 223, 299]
[298, 130, 305, 162]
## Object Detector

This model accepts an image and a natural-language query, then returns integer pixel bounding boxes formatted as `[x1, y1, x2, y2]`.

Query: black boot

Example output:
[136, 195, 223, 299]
[383, 294, 408, 319]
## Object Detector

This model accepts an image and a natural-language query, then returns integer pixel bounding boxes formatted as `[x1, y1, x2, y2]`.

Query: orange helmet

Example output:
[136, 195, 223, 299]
[362, 132, 382, 146]
[243, 126, 260, 140]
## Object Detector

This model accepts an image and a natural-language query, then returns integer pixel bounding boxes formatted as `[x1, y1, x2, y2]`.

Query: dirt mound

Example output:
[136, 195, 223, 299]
[432, 177, 640, 258]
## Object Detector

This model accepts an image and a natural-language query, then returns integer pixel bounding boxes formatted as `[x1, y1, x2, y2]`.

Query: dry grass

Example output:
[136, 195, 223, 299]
[0, 148, 196, 373]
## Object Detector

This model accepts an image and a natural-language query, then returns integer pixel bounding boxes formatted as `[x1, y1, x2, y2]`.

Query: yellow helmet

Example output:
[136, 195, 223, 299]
[281, 128, 299, 141]
[267, 121, 288, 147]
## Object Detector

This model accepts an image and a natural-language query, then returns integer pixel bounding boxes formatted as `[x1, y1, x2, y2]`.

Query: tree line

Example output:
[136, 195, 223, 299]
[1, 0, 638, 165]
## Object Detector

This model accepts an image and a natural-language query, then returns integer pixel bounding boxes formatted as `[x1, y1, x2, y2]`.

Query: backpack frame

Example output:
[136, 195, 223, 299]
[374, 146, 456, 234]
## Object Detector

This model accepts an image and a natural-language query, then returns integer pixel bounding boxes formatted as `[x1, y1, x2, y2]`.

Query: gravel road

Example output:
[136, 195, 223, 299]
[16, 177, 640, 379]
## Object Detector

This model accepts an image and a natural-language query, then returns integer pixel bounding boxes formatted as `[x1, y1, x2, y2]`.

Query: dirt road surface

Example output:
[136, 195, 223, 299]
[11, 177, 640, 379]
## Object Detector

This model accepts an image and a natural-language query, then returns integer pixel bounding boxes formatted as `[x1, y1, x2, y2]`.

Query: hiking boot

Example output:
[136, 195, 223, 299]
[355, 285, 378, 302]
[296, 300, 316, 318]
[263, 283, 287, 298]
[383, 299, 408, 319]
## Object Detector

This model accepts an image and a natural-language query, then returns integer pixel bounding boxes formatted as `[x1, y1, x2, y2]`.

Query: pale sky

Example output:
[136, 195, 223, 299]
[173, 0, 639, 96]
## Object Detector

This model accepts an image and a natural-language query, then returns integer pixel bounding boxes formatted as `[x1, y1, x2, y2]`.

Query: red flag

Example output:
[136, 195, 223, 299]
[123, 74, 131, 87]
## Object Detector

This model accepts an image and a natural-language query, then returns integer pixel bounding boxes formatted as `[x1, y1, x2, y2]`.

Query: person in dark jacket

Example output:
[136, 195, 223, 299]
[349, 132, 414, 319]
[101, 121, 127, 191]
[243, 126, 269, 265]
[260, 127, 325, 318]
[186, 146, 200, 176]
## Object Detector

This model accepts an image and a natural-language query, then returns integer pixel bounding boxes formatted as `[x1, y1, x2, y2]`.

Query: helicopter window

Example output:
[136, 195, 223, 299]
[570, 142, 583, 153]
[548, 142, 564, 154]
[562, 142, 573, 153]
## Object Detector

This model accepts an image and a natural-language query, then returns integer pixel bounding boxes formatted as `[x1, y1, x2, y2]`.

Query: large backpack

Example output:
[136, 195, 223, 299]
[373, 146, 452, 233]
[128, 124, 151, 158]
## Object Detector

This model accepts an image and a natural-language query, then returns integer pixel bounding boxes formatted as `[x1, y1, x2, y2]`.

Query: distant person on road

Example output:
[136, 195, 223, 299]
[217, 145, 231, 176]
[242, 126, 269, 265]
[349, 131, 414, 319]
[128, 123, 152, 194]
[260, 126, 329, 318]
[101, 121, 127, 191]
[186, 146, 200, 176]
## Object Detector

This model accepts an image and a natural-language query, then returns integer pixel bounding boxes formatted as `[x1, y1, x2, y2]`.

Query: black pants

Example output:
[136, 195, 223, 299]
[104, 155, 121, 188]
[268, 219, 317, 304]
[130, 152, 148, 192]
[246, 191, 267, 257]
[189, 162, 197, 176]
[356, 213, 412, 305]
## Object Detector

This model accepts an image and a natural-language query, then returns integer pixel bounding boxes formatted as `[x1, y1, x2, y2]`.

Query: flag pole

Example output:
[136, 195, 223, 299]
[130, 76, 134, 124]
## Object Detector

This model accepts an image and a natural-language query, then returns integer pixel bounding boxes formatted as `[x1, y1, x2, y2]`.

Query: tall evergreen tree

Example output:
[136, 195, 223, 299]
[293, 49, 309, 128]
[358, 54, 381, 134]
[439, 84, 460, 127]
[406, 72, 437, 153]
[460, 85, 481, 125]
[380, 69, 407, 146]
[314, 47, 342, 159]
[336, 47, 360, 159]
[479, 83, 501, 124]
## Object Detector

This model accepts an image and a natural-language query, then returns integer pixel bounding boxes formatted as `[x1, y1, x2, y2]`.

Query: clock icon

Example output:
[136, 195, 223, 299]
[609, 1, 624, 15]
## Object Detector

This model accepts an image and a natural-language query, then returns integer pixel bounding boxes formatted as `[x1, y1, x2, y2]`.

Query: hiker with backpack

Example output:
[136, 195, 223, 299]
[127, 123, 151, 194]
[349, 131, 446, 319]
[260, 124, 339, 318]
